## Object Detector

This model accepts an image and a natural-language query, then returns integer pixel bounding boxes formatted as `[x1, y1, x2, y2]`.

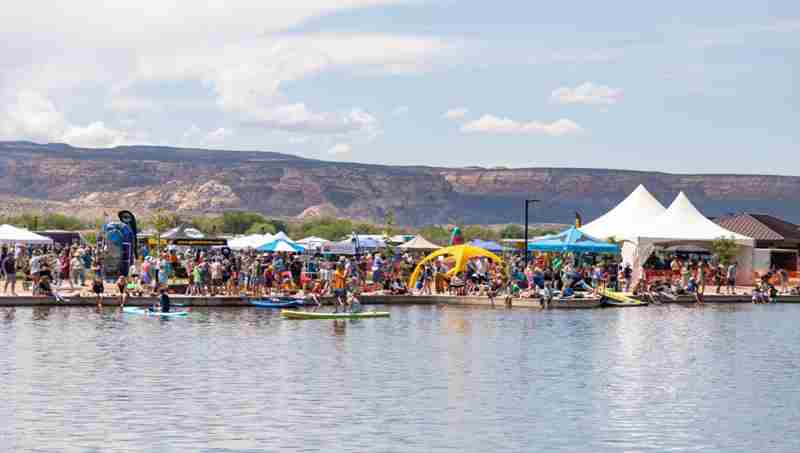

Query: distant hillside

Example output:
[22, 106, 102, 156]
[2, 141, 800, 225]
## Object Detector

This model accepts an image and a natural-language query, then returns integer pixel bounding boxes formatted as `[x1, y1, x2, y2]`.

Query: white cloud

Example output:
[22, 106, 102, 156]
[328, 143, 352, 155]
[62, 122, 131, 148]
[550, 82, 622, 105]
[207, 127, 234, 142]
[180, 125, 235, 147]
[0, 91, 138, 147]
[0, 2, 445, 145]
[443, 107, 469, 120]
[392, 105, 409, 115]
[0, 91, 66, 142]
[461, 115, 584, 136]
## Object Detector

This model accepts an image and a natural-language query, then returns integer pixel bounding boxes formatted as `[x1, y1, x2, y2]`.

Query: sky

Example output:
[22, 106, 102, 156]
[0, 1, 798, 174]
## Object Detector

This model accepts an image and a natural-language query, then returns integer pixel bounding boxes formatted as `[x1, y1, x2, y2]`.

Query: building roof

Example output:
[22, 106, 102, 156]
[715, 214, 800, 242]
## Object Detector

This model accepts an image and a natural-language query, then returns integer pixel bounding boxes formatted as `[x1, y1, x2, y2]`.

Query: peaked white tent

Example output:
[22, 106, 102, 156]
[273, 231, 291, 241]
[626, 192, 755, 283]
[635, 192, 753, 246]
[582, 185, 667, 241]
[0, 224, 53, 245]
[398, 235, 441, 251]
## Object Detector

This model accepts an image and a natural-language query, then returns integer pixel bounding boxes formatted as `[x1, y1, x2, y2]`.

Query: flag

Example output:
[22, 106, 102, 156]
[575, 211, 583, 228]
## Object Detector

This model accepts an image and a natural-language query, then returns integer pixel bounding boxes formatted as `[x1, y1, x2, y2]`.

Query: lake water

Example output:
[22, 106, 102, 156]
[1, 304, 800, 452]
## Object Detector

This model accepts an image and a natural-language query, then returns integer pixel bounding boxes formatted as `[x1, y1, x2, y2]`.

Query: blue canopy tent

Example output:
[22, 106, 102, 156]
[468, 239, 506, 252]
[527, 227, 619, 254]
[256, 238, 306, 253]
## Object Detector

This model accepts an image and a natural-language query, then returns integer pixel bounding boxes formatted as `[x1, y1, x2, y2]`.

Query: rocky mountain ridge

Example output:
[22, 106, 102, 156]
[2, 141, 800, 225]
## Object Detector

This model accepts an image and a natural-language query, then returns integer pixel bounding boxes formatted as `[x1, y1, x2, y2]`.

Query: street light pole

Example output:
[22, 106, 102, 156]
[524, 199, 540, 269]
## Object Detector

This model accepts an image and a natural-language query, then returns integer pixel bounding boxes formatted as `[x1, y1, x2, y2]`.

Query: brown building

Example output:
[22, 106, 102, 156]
[715, 214, 800, 274]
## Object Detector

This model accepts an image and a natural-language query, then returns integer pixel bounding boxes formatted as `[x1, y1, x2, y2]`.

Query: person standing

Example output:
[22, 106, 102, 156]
[333, 263, 348, 312]
[70, 253, 84, 288]
[779, 268, 790, 294]
[726, 262, 737, 295]
[30, 250, 43, 296]
[91, 265, 104, 309]
[59, 251, 73, 290]
[2, 253, 17, 296]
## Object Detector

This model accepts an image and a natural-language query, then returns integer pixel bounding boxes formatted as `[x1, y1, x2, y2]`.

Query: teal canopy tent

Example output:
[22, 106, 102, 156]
[527, 227, 619, 254]
[256, 239, 306, 253]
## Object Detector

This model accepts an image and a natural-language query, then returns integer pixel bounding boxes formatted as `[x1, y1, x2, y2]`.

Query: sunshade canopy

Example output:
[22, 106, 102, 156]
[398, 235, 441, 250]
[228, 234, 274, 250]
[0, 224, 54, 245]
[256, 239, 305, 253]
[581, 185, 667, 241]
[468, 239, 505, 252]
[528, 227, 620, 254]
[634, 192, 753, 245]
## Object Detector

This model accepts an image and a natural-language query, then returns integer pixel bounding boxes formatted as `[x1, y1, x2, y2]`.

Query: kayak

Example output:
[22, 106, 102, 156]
[122, 307, 190, 317]
[251, 298, 306, 308]
[281, 310, 390, 320]
[601, 290, 649, 307]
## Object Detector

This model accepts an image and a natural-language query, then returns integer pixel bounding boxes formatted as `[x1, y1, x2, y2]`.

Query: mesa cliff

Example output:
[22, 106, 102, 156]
[2, 141, 799, 225]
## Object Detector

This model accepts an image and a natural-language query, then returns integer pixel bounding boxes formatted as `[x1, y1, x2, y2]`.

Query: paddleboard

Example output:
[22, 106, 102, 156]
[281, 310, 390, 320]
[122, 307, 190, 317]
[251, 298, 305, 308]
[601, 290, 648, 306]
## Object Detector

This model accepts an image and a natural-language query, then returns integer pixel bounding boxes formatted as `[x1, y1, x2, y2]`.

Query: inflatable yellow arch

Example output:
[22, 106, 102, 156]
[408, 245, 504, 288]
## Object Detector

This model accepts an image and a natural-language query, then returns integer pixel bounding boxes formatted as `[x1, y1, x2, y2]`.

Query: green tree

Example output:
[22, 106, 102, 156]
[500, 224, 524, 239]
[0, 212, 85, 230]
[83, 231, 97, 244]
[245, 222, 277, 235]
[383, 209, 397, 235]
[417, 225, 451, 245]
[41, 213, 85, 230]
[148, 209, 179, 253]
[291, 216, 354, 241]
[268, 219, 289, 235]
[219, 211, 267, 235]
[191, 215, 223, 235]
[711, 236, 739, 265]
[462, 225, 500, 242]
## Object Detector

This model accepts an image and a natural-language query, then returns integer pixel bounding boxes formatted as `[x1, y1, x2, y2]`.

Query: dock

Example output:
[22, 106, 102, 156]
[2, 292, 798, 308]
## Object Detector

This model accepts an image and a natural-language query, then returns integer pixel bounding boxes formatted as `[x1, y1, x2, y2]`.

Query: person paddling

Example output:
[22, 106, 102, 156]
[150, 288, 171, 313]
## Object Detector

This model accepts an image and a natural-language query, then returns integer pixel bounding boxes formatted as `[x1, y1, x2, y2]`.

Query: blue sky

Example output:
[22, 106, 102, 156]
[0, 1, 797, 174]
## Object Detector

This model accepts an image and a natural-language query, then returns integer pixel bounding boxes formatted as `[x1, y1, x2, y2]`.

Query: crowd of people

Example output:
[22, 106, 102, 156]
[1, 241, 797, 308]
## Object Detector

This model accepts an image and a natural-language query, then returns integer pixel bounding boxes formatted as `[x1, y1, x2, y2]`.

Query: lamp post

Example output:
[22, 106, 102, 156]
[524, 199, 540, 268]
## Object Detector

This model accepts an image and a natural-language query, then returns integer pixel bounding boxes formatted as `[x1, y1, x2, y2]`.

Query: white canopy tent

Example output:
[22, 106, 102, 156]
[227, 233, 274, 250]
[297, 236, 328, 250]
[582, 184, 667, 242]
[625, 192, 755, 283]
[0, 224, 54, 245]
[398, 235, 441, 251]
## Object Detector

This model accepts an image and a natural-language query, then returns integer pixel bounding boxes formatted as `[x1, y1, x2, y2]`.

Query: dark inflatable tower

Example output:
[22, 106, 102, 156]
[98, 211, 138, 278]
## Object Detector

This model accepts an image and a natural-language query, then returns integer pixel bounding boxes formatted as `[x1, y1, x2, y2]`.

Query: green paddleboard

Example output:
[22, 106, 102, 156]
[281, 310, 390, 320]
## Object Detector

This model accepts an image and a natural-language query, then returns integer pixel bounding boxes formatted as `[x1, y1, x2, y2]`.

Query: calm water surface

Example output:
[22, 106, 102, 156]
[1, 304, 800, 452]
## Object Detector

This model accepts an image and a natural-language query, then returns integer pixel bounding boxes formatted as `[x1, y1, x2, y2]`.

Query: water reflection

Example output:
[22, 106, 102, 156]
[1, 304, 800, 452]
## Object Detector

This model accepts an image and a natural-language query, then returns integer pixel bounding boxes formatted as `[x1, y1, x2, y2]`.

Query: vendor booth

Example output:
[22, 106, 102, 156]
[623, 192, 754, 284]
[528, 227, 619, 254]
[158, 224, 227, 247]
